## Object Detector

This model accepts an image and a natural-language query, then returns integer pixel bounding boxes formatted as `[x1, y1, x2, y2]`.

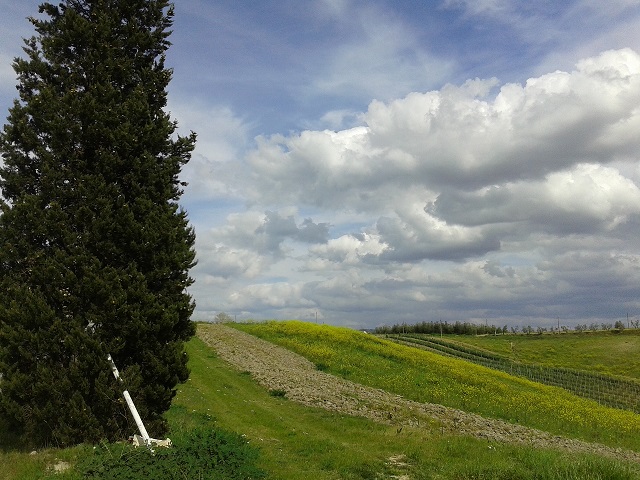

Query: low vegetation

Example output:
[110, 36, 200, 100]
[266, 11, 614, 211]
[233, 321, 640, 452]
[79, 426, 265, 480]
[3, 320, 640, 479]
[452, 330, 640, 378]
[385, 333, 640, 412]
[0, 410, 265, 480]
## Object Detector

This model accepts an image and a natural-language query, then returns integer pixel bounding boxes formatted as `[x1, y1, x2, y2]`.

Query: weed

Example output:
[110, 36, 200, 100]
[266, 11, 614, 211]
[78, 427, 266, 479]
[315, 362, 329, 371]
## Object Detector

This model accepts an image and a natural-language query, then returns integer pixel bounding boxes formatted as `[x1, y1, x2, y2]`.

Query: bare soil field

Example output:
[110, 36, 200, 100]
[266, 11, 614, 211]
[198, 323, 640, 463]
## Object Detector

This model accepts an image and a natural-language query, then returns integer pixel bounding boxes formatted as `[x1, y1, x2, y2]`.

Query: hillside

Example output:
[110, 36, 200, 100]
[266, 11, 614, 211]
[382, 332, 640, 412]
[444, 330, 640, 378]
[199, 322, 640, 463]
[4, 322, 640, 479]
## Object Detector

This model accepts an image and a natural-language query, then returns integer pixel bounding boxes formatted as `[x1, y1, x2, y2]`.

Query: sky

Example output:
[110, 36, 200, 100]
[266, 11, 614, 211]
[2, 1, 640, 330]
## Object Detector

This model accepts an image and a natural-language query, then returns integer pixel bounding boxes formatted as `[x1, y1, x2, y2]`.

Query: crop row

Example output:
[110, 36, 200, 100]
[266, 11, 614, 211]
[386, 334, 640, 413]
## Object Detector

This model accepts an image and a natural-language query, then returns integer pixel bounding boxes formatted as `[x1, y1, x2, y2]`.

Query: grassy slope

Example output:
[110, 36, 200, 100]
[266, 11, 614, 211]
[232, 321, 640, 452]
[447, 330, 640, 378]
[170, 336, 640, 479]
[3, 330, 640, 479]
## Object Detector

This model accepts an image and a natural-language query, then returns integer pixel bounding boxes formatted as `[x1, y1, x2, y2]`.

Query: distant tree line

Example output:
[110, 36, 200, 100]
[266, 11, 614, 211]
[375, 321, 506, 335]
[376, 319, 639, 336]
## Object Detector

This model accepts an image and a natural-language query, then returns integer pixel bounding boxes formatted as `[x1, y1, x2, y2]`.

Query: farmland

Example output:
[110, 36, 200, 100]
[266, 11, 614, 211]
[3, 320, 640, 479]
[383, 332, 640, 412]
[232, 321, 640, 452]
[445, 330, 640, 378]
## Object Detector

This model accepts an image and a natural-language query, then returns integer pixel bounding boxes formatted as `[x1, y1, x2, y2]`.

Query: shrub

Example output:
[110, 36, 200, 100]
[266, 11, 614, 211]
[269, 389, 287, 398]
[79, 427, 266, 479]
[315, 362, 329, 371]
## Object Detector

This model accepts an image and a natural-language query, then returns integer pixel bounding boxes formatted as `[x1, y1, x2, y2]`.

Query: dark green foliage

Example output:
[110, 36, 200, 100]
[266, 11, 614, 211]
[314, 362, 329, 371]
[268, 388, 287, 398]
[79, 427, 266, 480]
[0, 0, 196, 447]
[376, 320, 503, 335]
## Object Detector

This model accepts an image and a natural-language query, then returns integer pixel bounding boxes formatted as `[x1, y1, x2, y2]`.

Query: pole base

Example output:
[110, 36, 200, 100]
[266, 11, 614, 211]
[131, 434, 172, 448]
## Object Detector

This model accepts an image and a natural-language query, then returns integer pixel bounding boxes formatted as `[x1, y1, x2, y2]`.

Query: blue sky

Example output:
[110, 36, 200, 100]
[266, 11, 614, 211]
[2, 0, 640, 329]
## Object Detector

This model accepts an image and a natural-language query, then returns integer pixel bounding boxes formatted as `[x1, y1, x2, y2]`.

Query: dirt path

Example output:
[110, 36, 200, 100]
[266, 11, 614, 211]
[197, 323, 640, 463]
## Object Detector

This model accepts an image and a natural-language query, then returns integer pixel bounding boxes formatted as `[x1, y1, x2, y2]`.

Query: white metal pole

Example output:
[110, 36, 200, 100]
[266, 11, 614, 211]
[122, 390, 151, 442]
[107, 354, 151, 445]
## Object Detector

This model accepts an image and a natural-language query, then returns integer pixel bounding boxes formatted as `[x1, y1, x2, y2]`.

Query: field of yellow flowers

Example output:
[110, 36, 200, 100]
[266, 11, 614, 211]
[233, 320, 640, 452]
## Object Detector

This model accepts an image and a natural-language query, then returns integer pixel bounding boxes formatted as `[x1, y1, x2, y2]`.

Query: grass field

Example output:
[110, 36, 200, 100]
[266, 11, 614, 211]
[233, 321, 640, 452]
[2, 322, 640, 479]
[446, 330, 640, 378]
[166, 336, 640, 479]
[383, 333, 640, 412]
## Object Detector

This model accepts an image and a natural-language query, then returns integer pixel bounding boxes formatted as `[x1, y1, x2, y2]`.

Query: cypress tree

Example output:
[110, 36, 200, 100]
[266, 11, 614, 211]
[0, 0, 197, 447]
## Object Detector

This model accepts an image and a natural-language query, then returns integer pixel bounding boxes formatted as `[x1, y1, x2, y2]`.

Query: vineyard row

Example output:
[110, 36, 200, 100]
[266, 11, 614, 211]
[385, 334, 640, 413]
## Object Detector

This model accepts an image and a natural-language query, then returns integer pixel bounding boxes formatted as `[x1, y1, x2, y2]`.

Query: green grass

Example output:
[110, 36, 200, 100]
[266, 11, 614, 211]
[170, 335, 640, 479]
[0, 444, 87, 480]
[385, 334, 640, 412]
[231, 321, 640, 452]
[445, 330, 640, 378]
[3, 329, 640, 479]
[77, 425, 265, 479]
